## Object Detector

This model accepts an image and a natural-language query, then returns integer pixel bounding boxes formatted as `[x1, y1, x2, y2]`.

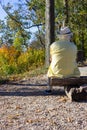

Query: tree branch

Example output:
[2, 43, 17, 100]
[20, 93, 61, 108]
[0, 3, 44, 30]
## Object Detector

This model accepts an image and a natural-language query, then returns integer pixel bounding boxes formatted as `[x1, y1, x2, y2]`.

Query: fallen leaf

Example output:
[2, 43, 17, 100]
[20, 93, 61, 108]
[59, 96, 68, 102]
[67, 117, 73, 122]
[16, 106, 22, 110]
[7, 114, 20, 120]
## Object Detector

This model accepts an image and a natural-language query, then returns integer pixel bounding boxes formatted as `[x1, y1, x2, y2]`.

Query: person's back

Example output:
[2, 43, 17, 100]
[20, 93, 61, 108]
[47, 40, 80, 78]
[47, 26, 80, 78]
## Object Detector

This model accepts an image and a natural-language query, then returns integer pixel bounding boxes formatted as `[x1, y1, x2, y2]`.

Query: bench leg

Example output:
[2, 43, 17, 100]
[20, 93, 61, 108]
[64, 85, 87, 101]
[44, 78, 52, 94]
[48, 85, 52, 90]
[48, 77, 52, 91]
[45, 86, 52, 94]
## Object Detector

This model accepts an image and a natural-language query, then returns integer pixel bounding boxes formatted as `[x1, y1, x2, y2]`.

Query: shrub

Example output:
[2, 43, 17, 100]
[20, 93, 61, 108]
[0, 45, 45, 75]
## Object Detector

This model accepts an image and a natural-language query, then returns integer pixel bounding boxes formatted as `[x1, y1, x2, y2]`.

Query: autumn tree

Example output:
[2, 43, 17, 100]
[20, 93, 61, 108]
[0, 0, 87, 57]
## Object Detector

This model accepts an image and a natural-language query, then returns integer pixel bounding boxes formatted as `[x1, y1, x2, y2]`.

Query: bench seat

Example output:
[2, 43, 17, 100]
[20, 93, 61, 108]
[48, 76, 87, 86]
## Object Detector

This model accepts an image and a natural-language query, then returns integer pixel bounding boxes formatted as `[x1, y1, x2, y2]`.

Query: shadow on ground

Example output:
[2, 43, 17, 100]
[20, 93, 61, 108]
[0, 81, 65, 96]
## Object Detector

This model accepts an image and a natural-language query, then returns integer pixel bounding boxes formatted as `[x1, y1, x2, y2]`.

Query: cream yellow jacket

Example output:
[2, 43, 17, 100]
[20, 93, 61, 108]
[47, 40, 80, 78]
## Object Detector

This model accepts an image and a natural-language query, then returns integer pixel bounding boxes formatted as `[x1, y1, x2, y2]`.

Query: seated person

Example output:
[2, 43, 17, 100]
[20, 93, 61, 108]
[47, 26, 83, 101]
[47, 26, 80, 78]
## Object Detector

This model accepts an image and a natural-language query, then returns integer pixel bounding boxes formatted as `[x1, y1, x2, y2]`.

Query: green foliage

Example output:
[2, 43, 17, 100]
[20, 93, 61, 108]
[0, 45, 45, 75]
[68, 0, 87, 57]
[0, 0, 87, 58]
[27, 0, 45, 23]
[17, 48, 45, 73]
[13, 36, 24, 50]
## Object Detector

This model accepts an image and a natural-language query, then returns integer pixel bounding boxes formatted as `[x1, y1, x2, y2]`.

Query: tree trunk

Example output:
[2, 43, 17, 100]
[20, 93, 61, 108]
[81, 32, 85, 60]
[45, 0, 55, 67]
[64, 0, 69, 24]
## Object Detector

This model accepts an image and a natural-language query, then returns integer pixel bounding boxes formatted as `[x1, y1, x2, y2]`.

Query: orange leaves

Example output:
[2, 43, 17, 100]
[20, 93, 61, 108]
[0, 45, 45, 75]
[0, 45, 19, 75]
[0, 45, 19, 62]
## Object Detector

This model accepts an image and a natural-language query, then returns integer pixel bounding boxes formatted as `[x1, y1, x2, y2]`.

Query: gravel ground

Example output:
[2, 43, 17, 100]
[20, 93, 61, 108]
[0, 67, 87, 130]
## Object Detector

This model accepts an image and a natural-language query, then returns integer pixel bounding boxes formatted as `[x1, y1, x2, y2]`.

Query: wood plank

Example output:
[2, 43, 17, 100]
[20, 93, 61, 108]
[49, 76, 87, 86]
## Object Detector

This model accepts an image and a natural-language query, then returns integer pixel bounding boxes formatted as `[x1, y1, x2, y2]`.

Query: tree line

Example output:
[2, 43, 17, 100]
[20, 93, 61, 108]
[0, 0, 87, 57]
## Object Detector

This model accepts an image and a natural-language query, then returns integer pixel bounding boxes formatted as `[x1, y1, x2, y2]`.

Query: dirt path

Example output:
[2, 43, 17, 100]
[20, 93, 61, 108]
[0, 67, 87, 130]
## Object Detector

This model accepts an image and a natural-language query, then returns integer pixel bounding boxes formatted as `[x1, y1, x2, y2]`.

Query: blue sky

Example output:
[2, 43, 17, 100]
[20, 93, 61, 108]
[0, 0, 19, 20]
[0, 0, 37, 41]
[0, 5, 7, 20]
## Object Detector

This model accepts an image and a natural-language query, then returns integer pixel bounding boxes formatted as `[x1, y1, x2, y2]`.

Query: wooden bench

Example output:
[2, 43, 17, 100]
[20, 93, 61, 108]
[48, 76, 87, 91]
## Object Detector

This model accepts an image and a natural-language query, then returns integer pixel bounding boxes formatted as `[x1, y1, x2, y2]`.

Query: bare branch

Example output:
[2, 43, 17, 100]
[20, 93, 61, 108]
[27, 23, 45, 29]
